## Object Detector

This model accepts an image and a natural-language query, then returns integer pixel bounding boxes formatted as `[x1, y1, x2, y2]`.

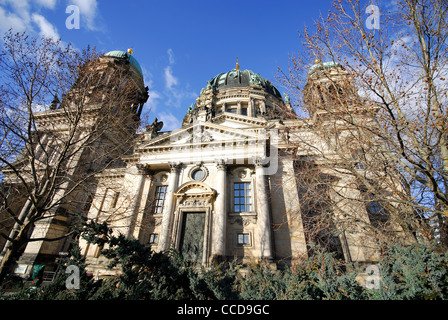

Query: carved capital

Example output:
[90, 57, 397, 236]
[136, 163, 152, 175]
[168, 161, 182, 173]
[215, 159, 227, 171]
[253, 156, 269, 168]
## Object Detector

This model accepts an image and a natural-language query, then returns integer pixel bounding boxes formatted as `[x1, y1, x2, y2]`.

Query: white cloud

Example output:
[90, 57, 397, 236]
[70, 0, 98, 31]
[31, 13, 59, 40]
[146, 90, 161, 113]
[0, 7, 27, 34]
[164, 66, 178, 90]
[0, 0, 60, 40]
[167, 48, 175, 65]
[157, 111, 181, 131]
[36, 0, 57, 9]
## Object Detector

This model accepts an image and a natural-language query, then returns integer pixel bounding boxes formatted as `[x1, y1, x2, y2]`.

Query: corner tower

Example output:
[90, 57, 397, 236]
[0, 49, 149, 278]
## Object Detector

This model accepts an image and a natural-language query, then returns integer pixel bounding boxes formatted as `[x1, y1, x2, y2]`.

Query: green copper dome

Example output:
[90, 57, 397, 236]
[104, 50, 143, 76]
[308, 61, 341, 75]
[206, 68, 282, 99]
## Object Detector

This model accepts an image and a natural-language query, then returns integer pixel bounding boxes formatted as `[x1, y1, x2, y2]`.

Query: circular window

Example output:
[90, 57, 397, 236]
[191, 168, 205, 181]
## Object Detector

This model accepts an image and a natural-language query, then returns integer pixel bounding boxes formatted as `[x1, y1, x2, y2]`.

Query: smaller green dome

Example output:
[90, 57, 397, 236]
[104, 50, 143, 76]
[308, 61, 341, 75]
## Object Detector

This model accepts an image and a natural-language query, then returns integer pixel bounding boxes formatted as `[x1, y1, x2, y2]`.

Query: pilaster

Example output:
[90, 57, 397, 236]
[158, 162, 181, 252]
[255, 157, 273, 261]
[212, 159, 227, 262]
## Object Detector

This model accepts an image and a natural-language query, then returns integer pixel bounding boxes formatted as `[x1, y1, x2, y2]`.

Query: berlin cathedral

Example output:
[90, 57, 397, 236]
[1, 49, 397, 279]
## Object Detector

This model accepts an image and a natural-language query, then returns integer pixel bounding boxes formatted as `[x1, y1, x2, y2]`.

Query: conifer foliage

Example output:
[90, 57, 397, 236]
[2, 220, 447, 300]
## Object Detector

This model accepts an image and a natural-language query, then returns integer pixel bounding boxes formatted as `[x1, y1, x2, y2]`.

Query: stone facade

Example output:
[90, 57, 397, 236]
[1, 52, 390, 278]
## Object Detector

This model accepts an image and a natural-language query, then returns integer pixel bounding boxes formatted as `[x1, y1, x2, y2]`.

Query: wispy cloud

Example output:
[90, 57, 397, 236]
[157, 111, 181, 131]
[0, 0, 60, 40]
[70, 0, 99, 31]
[167, 48, 175, 65]
[31, 13, 60, 41]
[0, 6, 27, 34]
[164, 66, 178, 90]
[36, 0, 57, 9]
[141, 49, 197, 131]
[0, 0, 101, 39]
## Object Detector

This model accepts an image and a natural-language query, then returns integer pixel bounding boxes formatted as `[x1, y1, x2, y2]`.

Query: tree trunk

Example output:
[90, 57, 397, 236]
[0, 221, 34, 285]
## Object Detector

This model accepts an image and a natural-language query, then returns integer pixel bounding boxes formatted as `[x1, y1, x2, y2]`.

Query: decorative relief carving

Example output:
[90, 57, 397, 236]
[179, 199, 207, 207]
[229, 215, 257, 226]
[160, 174, 168, 183]
[150, 217, 162, 226]
[237, 170, 246, 178]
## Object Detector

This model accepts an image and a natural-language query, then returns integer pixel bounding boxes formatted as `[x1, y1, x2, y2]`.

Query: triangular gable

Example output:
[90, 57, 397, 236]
[138, 120, 267, 151]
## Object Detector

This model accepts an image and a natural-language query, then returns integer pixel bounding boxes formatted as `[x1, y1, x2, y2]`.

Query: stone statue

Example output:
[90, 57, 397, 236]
[250, 73, 262, 85]
[145, 117, 164, 138]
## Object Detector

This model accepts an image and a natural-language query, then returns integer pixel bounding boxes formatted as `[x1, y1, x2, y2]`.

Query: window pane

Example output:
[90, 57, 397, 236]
[149, 234, 159, 244]
[237, 233, 250, 245]
[192, 169, 205, 181]
[233, 182, 252, 213]
[153, 186, 167, 214]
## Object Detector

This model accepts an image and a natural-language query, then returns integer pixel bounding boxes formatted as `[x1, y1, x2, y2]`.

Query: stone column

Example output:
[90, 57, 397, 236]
[248, 99, 253, 117]
[132, 172, 154, 241]
[255, 158, 273, 261]
[126, 163, 150, 239]
[158, 162, 181, 252]
[212, 159, 227, 262]
[237, 102, 242, 115]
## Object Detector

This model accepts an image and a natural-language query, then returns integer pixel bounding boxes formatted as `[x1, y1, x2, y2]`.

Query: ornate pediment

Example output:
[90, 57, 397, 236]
[174, 181, 216, 198]
[137, 121, 267, 153]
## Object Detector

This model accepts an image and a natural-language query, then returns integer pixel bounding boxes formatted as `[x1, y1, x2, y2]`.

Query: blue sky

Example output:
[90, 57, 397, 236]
[0, 0, 337, 130]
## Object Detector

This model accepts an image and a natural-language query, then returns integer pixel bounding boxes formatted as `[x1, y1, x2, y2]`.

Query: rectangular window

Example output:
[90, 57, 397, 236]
[233, 182, 252, 212]
[153, 186, 167, 214]
[149, 233, 159, 244]
[110, 191, 120, 209]
[237, 233, 250, 245]
[227, 106, 237, 113]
